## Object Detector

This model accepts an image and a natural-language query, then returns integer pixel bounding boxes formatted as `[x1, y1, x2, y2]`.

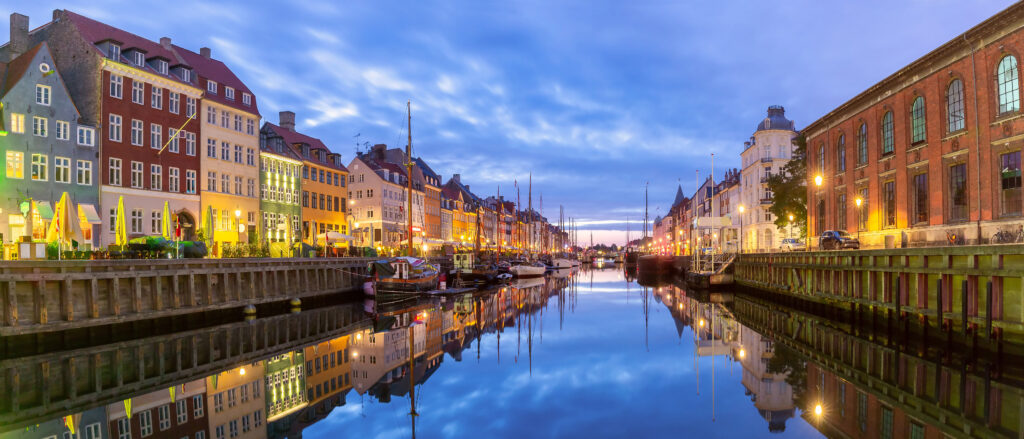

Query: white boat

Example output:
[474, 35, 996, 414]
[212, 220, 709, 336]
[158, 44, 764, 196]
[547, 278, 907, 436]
[571, 259, 582, 267]
[510, 263, 546, 278]
[552, 258, 574, 269]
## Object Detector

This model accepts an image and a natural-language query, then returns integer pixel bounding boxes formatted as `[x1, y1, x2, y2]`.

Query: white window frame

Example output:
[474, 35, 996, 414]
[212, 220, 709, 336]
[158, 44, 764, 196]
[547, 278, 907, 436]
[225, 86, 235, 100]
[150, 164, 162, 190]
[139, 409, 153, 437]
[56, 120, 70, 140]
[169, 92, 180, 114]
[35, 84, 51, 105]
[131, 208, 143, 234]
[186, 170, 197, 194]
[185, 131, 196, 156]
[150, 123, 162, 150]
[242, 93, 251, 106]
[131, 161, 143, 188]
[131, 119, 144, 146]
[108, 114, 122, 142]
[33, 116, 47, 137]
[151, 87, 163, 110]
[168, 167, 180, 192]
[77, 160, 92, 185]
[54, 156, 70, 184]
[109, 74, 123, 99]
[168, 128, 179, 153]
[117, 417, 131, 439]
[109, 158, 122, 186]
[186, 96, 196, 117]
[10, 113, 25, 134]
[77, 126, 95, 146]
[6, 151, 24, 179]
[207, 80, 218, 94]
[132, 81, 145, 105]
[158, 404, 171, 431]
[31, 154, 47, 181]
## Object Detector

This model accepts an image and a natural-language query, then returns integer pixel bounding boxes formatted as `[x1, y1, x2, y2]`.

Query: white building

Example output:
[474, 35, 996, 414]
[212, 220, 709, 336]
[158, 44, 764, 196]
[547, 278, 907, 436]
[739, 106, 796, 252]
[347, 155, 409, 249]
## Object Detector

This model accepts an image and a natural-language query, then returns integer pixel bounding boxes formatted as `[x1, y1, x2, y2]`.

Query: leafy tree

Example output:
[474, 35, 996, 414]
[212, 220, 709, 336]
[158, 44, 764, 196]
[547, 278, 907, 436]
[766, 133, 807, 239]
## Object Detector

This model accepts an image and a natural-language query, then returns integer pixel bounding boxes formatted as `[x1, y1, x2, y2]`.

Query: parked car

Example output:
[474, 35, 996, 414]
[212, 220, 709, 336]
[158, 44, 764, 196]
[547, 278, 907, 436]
[819, 230, 860, 250]
[780, 238, 805, 252]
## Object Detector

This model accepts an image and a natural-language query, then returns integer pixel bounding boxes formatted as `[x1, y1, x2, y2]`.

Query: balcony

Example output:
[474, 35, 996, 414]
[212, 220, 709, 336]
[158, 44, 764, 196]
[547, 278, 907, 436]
[760, 157, 773, 163]
[759, 198, 773, 205]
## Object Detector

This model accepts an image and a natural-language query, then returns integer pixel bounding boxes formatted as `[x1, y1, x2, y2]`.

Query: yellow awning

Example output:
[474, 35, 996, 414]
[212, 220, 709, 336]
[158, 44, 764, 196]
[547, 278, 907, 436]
[77, 204, 102, 224]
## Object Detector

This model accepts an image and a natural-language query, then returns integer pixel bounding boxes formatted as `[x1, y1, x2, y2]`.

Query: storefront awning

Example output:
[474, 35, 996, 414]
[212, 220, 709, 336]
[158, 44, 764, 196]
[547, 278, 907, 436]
[77, 203, 102, 224]
[35, 201, 54, 220]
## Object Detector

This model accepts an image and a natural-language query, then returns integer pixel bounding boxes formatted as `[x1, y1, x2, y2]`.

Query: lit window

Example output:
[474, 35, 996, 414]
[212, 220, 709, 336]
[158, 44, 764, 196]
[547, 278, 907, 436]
[6, 151, 24, 179]
[30, 154, 47, 181]
[10, 113, 25, 134]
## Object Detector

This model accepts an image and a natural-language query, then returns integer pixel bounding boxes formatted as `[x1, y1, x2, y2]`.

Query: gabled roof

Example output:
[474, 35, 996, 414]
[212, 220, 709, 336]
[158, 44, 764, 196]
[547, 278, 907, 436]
[263, 122, 347, 171]
[672, 185, 687, 208]
[63, 10, 194, 87]
[0, 43, 43, 98]
[172, 44, 259, 116]
[413, 157, 441, 184]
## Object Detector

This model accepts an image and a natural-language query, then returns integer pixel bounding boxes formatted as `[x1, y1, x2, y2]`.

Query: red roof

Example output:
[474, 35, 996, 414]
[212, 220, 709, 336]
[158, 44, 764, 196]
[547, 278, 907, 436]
[63, 11, 193, 87]
[1, 43, 43, 98]
[264, 122, 347, 172]
[376, 161, 406, 176]
[172, 44, 259, 116]
[441, 186, 462, 200]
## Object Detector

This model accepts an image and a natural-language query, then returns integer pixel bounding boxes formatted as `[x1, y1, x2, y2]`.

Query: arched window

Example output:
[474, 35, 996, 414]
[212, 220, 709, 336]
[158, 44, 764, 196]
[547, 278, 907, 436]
[857, 123, 868, 165]
[818, 143, 825, 173]
[881, 111, 894, 155]
[998, 55, 1020, 114]
[836, 134, 846, 172]
[911, 97, 926, 143]
[947, 79, 965, 132]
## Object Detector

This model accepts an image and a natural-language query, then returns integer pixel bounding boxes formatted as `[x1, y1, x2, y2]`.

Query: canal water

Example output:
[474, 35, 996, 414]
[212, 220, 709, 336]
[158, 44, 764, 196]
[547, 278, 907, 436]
[1, 266, 1019, 438]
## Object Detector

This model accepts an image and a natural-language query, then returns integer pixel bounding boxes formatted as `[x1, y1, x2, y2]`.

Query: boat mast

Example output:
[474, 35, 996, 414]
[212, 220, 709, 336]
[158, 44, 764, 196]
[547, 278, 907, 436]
[711, 153, 715, 271]
[406, 101, 414, 257]
[644, 182, 649, 244]
[528, 173, 532, 256]
[497, 185, 502, 257]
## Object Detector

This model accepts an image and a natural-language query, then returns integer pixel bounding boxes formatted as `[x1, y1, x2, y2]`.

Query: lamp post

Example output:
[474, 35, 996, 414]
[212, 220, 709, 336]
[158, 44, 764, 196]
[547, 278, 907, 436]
[855, 197, 863, 241]
[788, 214, 794, 240]
[737, 205, 745, 254]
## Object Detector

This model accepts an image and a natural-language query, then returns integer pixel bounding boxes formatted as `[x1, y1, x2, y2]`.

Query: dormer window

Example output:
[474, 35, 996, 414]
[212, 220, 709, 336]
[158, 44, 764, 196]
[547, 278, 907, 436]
[173, 66, 192, 83]
[242, 93, 251, 106]
[302, 145, 310, 158]
[207, 80, 218, 94]
[108, 44, 121, 60]
[133, 52, 144, 66]
[154, 59, 168, 75]
[225, 87, 235, 100]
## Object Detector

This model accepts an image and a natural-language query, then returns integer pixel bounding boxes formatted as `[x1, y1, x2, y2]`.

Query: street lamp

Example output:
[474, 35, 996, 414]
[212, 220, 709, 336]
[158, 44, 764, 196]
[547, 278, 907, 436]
[738, 205, 745, 253]
[788, 214, 794, 240]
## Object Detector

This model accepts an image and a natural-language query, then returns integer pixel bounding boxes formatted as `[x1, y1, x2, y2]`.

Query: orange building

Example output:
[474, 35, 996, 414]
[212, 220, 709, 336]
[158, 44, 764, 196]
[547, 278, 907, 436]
[303, 335, 352, 406]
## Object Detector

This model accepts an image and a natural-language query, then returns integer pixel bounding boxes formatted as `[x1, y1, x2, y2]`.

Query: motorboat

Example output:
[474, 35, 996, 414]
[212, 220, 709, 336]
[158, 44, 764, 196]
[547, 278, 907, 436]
[368, 257, 439, 293]
[552, 258, 575, 269]
[509, 262, 546, 278]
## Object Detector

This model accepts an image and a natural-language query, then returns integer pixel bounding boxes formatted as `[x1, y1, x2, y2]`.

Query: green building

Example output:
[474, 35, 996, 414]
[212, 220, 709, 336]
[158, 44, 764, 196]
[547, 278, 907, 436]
[258, 121, 302, 257]
[263, 350, 307, 422]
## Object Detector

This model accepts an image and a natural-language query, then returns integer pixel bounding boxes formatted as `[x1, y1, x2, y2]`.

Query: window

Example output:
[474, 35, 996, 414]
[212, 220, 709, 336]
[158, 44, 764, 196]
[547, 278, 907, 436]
[913, 173, 928, 224]
[176, 399, 187, 424]
[9, 113, 24, 133]
[227, 388, 237, 407]
[207, 106, 217, 124]
[117, 418, 131, 439]
[243, 93, 251, 106]
[910, 96, 926, 144]
[151, 210, 162, 233]
[221, 111, 229, 128]
[169, 167, 180, 192]
[242, 415, 250, 432]
[225, 87, 235, 100]
[883, 180, 895, 227]
[77, 127, 95, 146]
[151, 165, 162, 190]
[857, 392, 867, 432]
[155, 60, 168, 75]
[214, 392, 224, 412]
[247, 178, 255, 197]
[235, 176, 242, 194]
[817, 142, 824, 174]
[77, 160, 92, 185]
[31, 154, 47, 181]
[133, 51, 144, 66]
[131, 119, 144, 146]
[186, 97, 196, 117]
[6, 151, 23, 179]
[207, 80, 218, 94]
[998, 55, 1020, 114]
[86, 422, 101, 439]
[150, 124, 162, 150]
[881, 111, 894, 155]
[109, 114, 122, 142]
[131, 161, 143, 188]
[246, 118, 255, 135]
[221, 174, 230, 193]
[247, 148, 255, 166]
[186, 170, 196, 194]
[208, 172, 217, 192]
[56, 120, 70, 140]
[109, 74, 123, 99]
[185, 132, 196, 156]
[55, 157, 70, 183]
[132, 81, 145, 105]
[151, 87, 163, 110]
[169, 92, 180, 114]
[234, 114, 242, 131]
[1001, 151, 1022, 216]
[234, 145, 243, 163]
[303, 166, 309, 179]
[109, 158, 122, 186]
[215, 425, 225, 439]
[193, 395, 204, 417]
[139, 409, 153, 437]
[880, 406, 893, 439]
[229, 420, 239, 438]
[168, 128, 179, 153]
[208, 139, 217, 158]
[35, 84, 51, 105]
[950, 163, 968, 221]
[33, 116, 47, 137]
[909, 422, 925, 439]
[158, 404, 171, 430]
[947, 79, 965, 132]
[836, 134, 846, 172]
[221, 141, 230, 160]
[837, 193, 846, 231]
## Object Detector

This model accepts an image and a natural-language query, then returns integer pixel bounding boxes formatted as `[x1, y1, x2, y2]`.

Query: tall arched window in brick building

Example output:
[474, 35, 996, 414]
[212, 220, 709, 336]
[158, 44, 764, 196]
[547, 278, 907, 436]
[997, 55, 1020, 115]
[881, 111, 894, 155]
[817, 142, 824, 174]
[857, 123, 868, 165]
[836, 134, 846, 172]
[946, 79, 965, 132]
[910, 97, 926, 144]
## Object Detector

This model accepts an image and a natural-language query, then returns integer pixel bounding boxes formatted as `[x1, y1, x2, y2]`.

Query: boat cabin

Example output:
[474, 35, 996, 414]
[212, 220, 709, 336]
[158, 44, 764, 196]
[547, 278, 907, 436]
[454, 253, 475, 272]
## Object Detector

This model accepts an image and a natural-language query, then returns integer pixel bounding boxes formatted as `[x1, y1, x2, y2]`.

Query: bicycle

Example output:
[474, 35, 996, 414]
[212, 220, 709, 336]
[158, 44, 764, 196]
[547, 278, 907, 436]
[946, 231, 964, 246]
[991, 225, 1024, 244]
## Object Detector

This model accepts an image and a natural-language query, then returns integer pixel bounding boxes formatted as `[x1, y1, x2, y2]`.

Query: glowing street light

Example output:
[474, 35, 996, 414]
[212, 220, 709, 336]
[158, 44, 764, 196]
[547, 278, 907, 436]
[814, 404, 823, 417]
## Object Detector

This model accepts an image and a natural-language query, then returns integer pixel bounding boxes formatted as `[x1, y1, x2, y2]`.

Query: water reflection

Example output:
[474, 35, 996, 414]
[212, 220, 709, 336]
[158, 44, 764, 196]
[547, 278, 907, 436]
[3, 267, 1023, 438]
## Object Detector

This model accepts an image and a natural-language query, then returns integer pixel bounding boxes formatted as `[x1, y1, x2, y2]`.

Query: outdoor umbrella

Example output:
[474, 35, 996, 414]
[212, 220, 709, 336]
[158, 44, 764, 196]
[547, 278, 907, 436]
[45, 192, 84, 248]
[203, 204, 214, 246]
[162, 201, 172, 240]
[115, 196, 128, 247]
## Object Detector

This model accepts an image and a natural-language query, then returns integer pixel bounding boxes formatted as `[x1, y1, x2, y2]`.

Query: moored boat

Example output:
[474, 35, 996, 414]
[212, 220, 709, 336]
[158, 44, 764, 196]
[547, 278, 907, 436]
[509, 262, 546, 278]
[552, 258, 574, 269]
[369, 257, 439, 293]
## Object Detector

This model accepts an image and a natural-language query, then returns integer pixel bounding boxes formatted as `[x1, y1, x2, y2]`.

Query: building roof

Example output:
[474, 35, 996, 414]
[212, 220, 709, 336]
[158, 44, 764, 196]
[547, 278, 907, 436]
[0, 42, 43, 98]
[413, 157, 441, 186]
[671, 185, 686, 208]
[755, 106, 795, 132]
[171, 44, 259, 116]
[264, 122, 347, 172]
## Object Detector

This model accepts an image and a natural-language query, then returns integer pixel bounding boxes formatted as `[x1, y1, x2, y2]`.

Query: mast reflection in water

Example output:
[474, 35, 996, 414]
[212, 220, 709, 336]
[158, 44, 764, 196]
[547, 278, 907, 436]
[3, 267, 1023, 438]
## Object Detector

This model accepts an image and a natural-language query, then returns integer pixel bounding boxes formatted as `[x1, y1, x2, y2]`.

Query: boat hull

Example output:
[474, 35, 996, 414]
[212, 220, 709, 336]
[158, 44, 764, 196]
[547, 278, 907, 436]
[375, 273, 439, 292]
[510, 265, 546, 278]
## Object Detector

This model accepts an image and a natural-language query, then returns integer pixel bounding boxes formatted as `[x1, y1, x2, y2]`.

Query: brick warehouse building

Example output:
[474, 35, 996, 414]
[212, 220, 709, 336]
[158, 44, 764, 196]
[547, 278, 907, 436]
[805, 2, 1024, 247]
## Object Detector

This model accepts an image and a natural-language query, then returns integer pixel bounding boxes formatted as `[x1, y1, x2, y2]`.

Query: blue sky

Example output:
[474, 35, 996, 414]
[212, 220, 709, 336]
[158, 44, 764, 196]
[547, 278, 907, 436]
[2, 1, 1014, 244]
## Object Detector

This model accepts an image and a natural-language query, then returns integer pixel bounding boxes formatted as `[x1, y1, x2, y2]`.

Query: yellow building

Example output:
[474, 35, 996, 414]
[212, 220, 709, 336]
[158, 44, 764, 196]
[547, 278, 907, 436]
[303, 335, 352, 406]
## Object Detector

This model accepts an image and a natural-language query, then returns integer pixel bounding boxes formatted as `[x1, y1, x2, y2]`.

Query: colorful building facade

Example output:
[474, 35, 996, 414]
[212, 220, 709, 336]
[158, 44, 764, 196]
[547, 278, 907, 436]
[258, 123, 302, 256]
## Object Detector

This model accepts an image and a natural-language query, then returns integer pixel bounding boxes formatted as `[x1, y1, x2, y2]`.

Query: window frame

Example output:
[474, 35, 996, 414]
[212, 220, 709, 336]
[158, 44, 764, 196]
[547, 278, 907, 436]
[881, 111, 894, 156]
[910, 96, 926, 144]
[997, 55, 1021, 115]
[947, 79, 965, 133]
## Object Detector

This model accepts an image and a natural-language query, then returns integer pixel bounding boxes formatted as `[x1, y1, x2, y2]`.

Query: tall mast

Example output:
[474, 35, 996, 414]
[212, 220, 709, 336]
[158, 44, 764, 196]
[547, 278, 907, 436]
[406, 101, 414, 257]
[528, 173, 532, 255]
[644, 182, 649, 242]
[516, 181, 521, 254]
[497, 185, 502, 256]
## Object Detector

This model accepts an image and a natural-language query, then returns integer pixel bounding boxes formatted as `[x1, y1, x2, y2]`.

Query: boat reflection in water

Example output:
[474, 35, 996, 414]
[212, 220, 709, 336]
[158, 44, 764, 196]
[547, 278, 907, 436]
[4, 266, 1024, 438]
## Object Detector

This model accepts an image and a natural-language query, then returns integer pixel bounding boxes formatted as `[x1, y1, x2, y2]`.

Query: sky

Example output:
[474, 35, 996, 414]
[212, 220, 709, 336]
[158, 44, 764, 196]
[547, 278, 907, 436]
[1, 1, 1015, 244]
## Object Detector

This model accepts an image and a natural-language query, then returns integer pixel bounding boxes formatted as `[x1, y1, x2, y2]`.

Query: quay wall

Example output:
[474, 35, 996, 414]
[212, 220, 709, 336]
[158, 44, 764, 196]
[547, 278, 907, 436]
[734, 245, 1024, 341]
[0, 258, 377, 336]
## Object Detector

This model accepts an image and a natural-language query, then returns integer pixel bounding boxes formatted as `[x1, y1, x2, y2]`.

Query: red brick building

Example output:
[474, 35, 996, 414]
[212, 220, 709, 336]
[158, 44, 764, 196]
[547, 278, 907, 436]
[805, 3, 1024, 247]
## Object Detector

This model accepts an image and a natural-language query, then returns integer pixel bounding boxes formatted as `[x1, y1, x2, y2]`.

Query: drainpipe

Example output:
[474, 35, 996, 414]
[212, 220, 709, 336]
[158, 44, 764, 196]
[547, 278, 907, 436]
[966, 33, 983, 244]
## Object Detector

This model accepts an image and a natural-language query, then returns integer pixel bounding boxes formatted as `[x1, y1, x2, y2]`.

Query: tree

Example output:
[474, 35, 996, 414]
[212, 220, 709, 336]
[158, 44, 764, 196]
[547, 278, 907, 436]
[766, 133, 807, 239]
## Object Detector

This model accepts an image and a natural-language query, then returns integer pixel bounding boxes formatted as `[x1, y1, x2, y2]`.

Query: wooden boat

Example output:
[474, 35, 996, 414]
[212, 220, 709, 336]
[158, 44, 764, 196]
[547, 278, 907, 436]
[509, 262, 546, 278]
[552, 258, 574, 269]
[369, 257, 439, 292]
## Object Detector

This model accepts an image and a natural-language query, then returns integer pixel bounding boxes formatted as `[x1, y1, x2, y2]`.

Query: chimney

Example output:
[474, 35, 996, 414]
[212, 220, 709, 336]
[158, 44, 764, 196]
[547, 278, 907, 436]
[279, 111, 295, 131]
[371, 144, 386, 160]
[9, 13, 29, 61]
[452, 174, 461, 183]
[200, 47, 211, 59]
[160, 37, 171, 50]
